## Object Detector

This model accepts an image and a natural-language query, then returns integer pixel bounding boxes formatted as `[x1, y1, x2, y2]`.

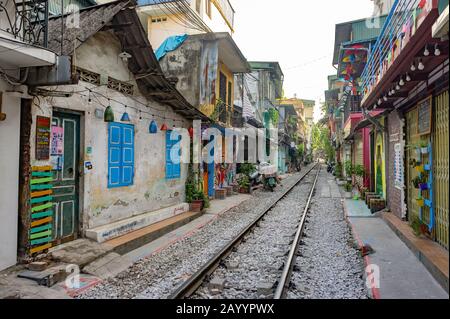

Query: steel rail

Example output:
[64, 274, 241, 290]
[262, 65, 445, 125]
[274, 165, 321, 299]
[168, 163, 320, 299]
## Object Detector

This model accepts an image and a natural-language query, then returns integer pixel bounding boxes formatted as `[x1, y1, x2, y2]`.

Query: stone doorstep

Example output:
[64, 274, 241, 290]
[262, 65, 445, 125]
[103, 211, 203, 255]
[85, 203, 190, 243]
[382, 212, 449, 293]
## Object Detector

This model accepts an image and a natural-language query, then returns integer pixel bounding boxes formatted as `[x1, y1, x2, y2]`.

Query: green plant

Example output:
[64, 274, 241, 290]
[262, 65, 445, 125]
[334, 162, 342, 178]
[354, 164, 366, 178]
[238, 175, 250, 189]
[297, 144, 305, 158]
[411, 174, 427, 188]
[238, 163, 256, 177]
[344, 182, 352, 192]
[411, 216, 423, 236]
[344, 160, 353, 176]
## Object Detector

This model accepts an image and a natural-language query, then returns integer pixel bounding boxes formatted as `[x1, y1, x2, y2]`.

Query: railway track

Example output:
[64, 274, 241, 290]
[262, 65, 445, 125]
[169, 164, 321, 299]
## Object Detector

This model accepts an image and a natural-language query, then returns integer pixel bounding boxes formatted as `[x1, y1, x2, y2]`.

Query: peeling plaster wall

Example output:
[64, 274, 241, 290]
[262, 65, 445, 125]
[159, 38, 202, 108]
[28, 31, 190, 233]
[0, 80, 20, 271]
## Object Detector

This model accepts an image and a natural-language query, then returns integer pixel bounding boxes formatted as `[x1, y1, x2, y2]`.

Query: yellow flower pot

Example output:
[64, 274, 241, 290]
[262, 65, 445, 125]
[415, 165, 425, 173]
[416, 198, 425, 207]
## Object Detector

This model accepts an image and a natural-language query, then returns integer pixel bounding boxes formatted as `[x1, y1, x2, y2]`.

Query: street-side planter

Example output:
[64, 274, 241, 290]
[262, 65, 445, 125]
[415, 165, 425, 173]
[190, 200, 203, 213]
[416, 198, 425, 207]
[239, 186, 250, 194]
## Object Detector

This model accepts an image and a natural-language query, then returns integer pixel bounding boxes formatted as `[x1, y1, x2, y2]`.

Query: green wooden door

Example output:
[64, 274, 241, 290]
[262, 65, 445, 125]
[51, 111, 80, 244]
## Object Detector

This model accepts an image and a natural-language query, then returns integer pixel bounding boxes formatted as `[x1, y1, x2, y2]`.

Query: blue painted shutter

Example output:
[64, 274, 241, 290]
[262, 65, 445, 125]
[166, 131, 181, 179]
[108, 123, 134, 188]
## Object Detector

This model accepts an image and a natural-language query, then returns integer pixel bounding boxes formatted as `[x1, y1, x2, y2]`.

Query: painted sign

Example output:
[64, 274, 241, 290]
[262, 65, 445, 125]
[417, 96, 432, 136]
[35, 116, 51, 160]
[199, 40, 218, 107]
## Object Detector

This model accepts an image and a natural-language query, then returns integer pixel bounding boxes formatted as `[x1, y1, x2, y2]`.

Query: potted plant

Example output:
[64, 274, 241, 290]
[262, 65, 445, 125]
[415, 164, 425, 173]
[412, 175, 427, 189]
[416, 197, 425, 207]
[344, 182, 352, 199]
[344, 160, 353, 182]
[419, 141, 429, 154]
[238, 175, 250, 194]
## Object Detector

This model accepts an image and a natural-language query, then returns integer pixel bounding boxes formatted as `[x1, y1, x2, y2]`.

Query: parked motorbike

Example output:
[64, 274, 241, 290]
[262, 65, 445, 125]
[249, 162, 279, 192]
[259, 162, 279, 192]
[327, 161, 335, 174]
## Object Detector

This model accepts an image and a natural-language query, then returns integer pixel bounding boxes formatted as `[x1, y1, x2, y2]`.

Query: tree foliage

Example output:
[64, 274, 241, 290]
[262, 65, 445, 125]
[311, 122, 335, 162]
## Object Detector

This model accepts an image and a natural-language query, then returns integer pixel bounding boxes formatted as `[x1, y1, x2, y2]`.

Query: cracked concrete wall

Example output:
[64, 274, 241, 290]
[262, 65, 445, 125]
[28, 31, 190, 233]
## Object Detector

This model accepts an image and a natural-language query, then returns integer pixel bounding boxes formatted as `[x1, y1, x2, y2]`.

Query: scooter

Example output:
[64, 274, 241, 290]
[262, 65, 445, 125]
[327, 162, 335, 174]
[259, 162, 279, 192]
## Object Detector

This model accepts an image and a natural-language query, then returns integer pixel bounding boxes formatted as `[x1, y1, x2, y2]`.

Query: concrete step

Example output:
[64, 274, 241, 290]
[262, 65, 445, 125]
[103, 211, 203, 255]
[382, 212, 449, 293]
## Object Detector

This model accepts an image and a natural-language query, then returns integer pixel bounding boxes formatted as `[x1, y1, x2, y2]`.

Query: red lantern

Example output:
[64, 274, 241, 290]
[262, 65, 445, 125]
[160, 123, 168, 131]
[188, 127, 194, 138]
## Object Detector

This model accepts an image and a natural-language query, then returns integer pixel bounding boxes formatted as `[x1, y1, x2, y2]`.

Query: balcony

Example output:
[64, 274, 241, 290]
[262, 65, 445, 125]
[0, 0, 56, 68]
[0, 0, 49, 47]
[212, 0, 235, 31]
[360, 0, 446, 109]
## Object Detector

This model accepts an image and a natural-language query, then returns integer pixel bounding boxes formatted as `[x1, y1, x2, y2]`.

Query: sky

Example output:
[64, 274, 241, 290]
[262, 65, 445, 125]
[232, 0, 375, 121]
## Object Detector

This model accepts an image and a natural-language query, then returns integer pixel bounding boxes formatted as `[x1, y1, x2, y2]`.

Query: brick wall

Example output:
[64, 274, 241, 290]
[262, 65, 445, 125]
[386, 110, 405, 219]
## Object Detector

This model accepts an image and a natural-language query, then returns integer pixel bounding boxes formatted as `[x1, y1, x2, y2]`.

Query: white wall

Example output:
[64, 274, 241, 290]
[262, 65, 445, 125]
[30, 31, 190, 231]
[0, 82, 20, 271]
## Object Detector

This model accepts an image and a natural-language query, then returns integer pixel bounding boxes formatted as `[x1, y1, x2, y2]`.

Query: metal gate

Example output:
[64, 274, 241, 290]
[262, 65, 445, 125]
[405, 108, 429, 228]
[433, 90, 449, 250]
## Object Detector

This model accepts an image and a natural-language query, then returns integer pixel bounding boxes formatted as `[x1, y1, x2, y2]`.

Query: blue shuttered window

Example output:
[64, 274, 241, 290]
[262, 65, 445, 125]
[108, 123, 135, 188]
[166, 130, 181, 180]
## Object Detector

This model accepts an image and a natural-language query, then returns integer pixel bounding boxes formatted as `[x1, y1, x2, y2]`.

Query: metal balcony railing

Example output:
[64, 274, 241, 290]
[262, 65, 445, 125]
[360, 0, 424, 100]
[0, 0, 49, 47]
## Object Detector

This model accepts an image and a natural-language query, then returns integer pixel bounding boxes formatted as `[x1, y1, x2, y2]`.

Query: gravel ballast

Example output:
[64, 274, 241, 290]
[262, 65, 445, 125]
[78, 166, 314, 299]
[193, 168, 319, 299]
[286, 170, 368, 299]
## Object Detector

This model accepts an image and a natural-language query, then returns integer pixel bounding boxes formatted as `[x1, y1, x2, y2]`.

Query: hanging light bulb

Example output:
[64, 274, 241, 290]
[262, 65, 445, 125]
[406, 73, 411, 82]
[396, 83, 401, 90]
[399, 77, 405, 86]
[88, 90, 92, 105]
[378, 98, 382, 105]
[410, 62, 416, 71]
[434, 44, 441, 56]
[418, 59, 425, 70]
[423, 45, 430, 56]
[121, 105, 131, 122]
[388, 90, 392, 96]
[383, 95, 388, 102]
[104, 99, 114, 122]
[149, 119, 158, 134]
